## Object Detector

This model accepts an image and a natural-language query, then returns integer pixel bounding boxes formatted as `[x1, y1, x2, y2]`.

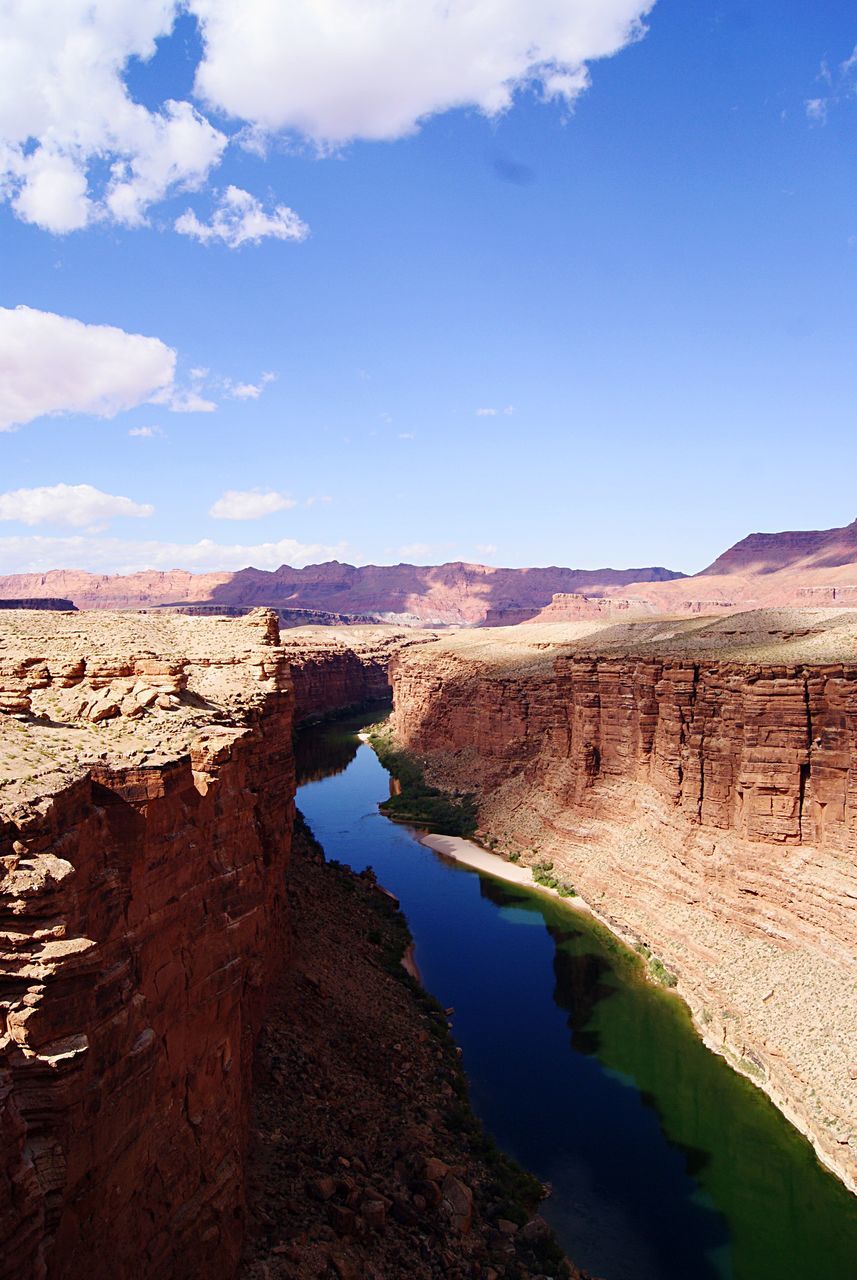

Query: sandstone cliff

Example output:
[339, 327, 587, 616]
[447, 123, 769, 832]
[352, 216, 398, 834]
[0, 611, 421, 1279]
[387, 611, 857, 1192]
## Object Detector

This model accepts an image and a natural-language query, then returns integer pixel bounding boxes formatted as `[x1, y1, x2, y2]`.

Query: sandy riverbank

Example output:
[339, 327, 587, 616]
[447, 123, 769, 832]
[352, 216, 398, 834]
[418, 832, 591, 903]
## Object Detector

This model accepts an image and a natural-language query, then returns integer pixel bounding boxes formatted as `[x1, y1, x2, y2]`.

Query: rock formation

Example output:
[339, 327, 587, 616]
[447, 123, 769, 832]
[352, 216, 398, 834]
[387, 610, 857, 1193]
[8, 516, 857, 623]
[0, 562, 685, 625]
[0, 602, 75, 613]
[0, 611, 426, 1279]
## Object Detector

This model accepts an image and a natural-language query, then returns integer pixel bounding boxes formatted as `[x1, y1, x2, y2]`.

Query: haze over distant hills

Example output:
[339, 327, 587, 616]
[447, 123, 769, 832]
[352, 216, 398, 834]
[3, 517, 857, 625]
[0, 562, 684, 625]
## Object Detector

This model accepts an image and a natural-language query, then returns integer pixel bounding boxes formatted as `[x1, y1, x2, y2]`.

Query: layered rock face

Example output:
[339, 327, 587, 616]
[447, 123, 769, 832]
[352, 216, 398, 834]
[283, 626, 434, 720]
[0, 611, 419, 1279]
[0, 562, 685, 624]
[388, 611, 857, 1191]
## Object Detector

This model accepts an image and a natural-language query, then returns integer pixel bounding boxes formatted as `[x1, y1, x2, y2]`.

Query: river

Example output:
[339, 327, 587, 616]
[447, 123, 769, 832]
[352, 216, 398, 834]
[295, 710, 857, 1280]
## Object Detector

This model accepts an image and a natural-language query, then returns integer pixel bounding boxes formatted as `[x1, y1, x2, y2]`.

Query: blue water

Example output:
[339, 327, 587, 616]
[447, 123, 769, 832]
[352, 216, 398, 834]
[296, 717, 857, 1280]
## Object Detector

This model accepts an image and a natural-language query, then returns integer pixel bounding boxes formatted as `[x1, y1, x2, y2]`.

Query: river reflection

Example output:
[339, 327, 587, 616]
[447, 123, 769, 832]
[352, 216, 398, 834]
[296, 715, 857, 1280]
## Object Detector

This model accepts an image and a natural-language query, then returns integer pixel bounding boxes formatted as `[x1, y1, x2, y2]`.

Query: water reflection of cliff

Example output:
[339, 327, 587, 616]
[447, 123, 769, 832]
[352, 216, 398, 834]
[295, 724, 360, 783]
[477, 875, 857, 1279]
[294, 706, 391, 784]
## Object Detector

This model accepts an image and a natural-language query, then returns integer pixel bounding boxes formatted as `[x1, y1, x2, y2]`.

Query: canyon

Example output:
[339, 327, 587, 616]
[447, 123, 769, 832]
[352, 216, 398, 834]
[388, 610, 857, 1193]
[5, 516, 857, 624]
[2, 601, 856, 1277]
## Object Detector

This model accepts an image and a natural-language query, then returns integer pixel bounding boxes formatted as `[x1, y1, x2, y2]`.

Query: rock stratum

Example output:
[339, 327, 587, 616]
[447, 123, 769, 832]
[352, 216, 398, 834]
[388, 611, 857, 1192]
[0, 562, 684, 626]
[5, 516, 857, 625]
[0, 611, 428, 1279]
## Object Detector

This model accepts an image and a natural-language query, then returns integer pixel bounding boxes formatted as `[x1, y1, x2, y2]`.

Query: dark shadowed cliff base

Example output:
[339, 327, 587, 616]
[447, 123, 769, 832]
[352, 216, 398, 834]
[242, 815, 589, 1280]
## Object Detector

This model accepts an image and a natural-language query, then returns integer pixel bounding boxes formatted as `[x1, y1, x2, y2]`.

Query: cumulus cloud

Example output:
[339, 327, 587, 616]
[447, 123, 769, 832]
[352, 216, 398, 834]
[476, 407, 498, 417]
[190, 0, 654, 145]
[175, 186, 308, 247]
[0, 483, 153, 529]
[209, 489, 296, 520]
[0, 1, 225, 231]
[0, 2, 653, 234]
[805, 97, 827, 124]
[0, 305, 175, 431]
[0, 534, 346, 574]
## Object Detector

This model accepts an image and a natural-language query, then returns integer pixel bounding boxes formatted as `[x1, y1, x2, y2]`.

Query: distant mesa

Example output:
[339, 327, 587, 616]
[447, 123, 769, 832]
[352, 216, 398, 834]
[3, 517, 857, 624]
[0, 597, 77, 611]
[0, 561, 685, 626]
[699, 516, 857, 576]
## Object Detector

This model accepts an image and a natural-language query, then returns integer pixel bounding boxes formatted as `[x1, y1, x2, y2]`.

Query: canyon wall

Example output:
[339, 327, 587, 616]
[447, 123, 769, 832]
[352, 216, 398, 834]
[0, 612, 413, 1279]
[281, 627, 426, 721]
[388, 613, 857, 1191]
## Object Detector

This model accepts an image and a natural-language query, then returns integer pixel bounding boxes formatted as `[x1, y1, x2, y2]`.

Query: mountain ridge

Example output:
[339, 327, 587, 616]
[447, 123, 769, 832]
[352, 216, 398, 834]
[5, 517, 857, 622]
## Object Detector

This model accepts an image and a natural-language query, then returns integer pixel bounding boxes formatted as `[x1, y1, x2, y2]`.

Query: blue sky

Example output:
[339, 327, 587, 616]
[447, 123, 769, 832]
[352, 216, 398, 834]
[2, 0, 857, 576]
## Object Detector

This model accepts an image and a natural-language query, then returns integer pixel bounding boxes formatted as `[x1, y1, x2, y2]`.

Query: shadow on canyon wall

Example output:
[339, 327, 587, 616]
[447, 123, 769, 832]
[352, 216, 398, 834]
[201, 561, 686, 625]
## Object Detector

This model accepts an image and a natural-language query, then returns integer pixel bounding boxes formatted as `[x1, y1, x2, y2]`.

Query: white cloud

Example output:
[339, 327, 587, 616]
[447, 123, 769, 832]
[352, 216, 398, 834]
[158, 387, 218, 413]
[0, 483, 153, 529]
[0, 1, 225, 232]
[128, 424, 165, 438]
[0, 305, 175, 431]
[398, 432, 415, 440]
[476, 543, 498, 556]
[503, 404, 516, 415]
[806, 97, 827, 124]
[476, 407, 498, 417]
[190, 0, 654, 145]
[209, 489, 296, 520]
[175, 186, 308, 247]
[224, 371, 277, 400]
[0, 2, 652, 235]
[0, 534, 346, 574]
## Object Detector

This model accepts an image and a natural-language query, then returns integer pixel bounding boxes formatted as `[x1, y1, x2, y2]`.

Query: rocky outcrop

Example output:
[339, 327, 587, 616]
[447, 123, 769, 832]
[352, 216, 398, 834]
[387, 613, 857, 1192]
[520, 593, 657, 623]
[0, 612, 421, 1279]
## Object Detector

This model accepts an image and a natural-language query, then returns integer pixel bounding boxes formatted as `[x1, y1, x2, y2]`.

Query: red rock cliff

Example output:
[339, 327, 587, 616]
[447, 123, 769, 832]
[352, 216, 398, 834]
[387, 613, 857, 1191]
[0, 612, 414, 1279]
